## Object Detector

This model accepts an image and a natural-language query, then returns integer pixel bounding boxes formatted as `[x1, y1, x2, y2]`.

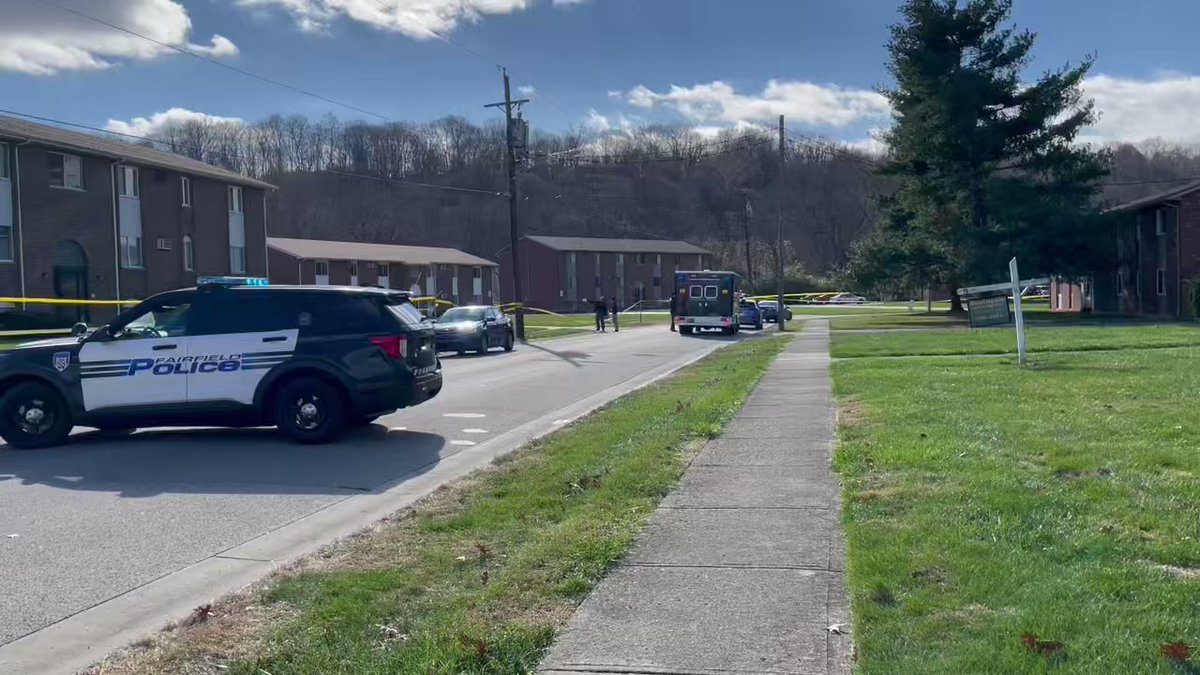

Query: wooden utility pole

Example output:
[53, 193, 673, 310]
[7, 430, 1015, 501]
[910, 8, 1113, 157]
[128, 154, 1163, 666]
[486, 69, 530, 339]
[742, 195, 754, 283]
[776, 114, 787, 331]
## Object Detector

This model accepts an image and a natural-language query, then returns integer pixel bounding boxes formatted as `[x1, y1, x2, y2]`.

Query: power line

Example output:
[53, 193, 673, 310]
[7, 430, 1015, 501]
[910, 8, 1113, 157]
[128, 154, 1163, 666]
[0, 107, 505, 197]
[324, 169, 506, 197]
[37, 0, 395, 122]
[0, 107, 258, 164]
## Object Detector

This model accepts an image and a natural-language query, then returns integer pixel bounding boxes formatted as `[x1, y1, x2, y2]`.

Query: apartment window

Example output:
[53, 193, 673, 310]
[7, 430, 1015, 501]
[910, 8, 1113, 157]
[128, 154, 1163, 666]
[183, 235, 194, 271]
[228, 186, 243, 213]
[48, 152, 83, 189]
[181, 177, 192, 207]
[1156, 209, 1166, 236]
[0, 143, 8, 261]
[120, 235, 142, 268]
[118, 166, 139, 198]
[1157, 268, 1167, 296]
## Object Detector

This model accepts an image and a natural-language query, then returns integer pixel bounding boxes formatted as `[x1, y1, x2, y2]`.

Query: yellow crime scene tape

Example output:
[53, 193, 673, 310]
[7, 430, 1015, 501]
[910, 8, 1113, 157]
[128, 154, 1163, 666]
[0, 297, 140, 306]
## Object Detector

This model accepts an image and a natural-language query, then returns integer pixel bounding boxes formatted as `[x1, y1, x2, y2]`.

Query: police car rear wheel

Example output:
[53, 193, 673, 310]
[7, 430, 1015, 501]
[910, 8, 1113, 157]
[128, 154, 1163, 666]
[274, 377, 347, 444]
[0, 382, 72, 449]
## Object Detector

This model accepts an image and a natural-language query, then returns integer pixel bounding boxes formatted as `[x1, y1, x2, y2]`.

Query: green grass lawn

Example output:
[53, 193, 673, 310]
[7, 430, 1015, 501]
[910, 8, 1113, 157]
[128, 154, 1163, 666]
[103, 336, 787, 675]
[832, 324, 1200, 358]
[518, 312, 670, 341]
[787, 306, 911, 317]
[829, 312, 966, 331]
[835, 338, 1200, 673]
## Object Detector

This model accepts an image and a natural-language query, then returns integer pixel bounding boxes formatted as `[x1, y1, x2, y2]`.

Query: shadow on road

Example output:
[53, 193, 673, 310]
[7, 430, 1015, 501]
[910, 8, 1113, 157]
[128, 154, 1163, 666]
[0, 426, 447, 498]
[517, 340, 591, 367]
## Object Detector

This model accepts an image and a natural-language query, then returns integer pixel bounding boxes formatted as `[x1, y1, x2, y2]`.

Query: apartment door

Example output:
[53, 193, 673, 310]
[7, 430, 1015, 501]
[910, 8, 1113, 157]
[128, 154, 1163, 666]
[53, 240, 89, 323]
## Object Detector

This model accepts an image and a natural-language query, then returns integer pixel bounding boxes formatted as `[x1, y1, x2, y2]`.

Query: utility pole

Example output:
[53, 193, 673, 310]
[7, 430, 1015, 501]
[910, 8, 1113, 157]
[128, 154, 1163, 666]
[486, 68, 530, 340]
[777, 114, 786, 331]
[742, 194, 754, 284]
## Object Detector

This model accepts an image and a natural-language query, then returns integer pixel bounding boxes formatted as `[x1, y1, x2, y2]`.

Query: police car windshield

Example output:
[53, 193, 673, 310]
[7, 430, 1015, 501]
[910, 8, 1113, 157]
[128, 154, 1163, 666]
[438, 308, 484, 323]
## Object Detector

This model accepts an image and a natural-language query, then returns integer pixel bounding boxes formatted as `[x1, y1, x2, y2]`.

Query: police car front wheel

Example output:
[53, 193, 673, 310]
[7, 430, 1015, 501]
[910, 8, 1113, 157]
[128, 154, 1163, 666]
[0, 382, 73, 449]
[273, 376, 348, 444]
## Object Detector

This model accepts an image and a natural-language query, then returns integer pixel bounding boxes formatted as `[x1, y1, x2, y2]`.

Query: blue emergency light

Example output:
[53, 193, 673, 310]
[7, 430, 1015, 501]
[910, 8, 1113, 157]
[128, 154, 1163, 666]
[197, 276, 270, 287]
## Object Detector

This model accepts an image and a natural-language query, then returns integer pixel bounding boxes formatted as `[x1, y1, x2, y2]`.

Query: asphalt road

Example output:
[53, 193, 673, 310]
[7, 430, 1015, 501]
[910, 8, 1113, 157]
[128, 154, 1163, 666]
[0, 325, 747, 649]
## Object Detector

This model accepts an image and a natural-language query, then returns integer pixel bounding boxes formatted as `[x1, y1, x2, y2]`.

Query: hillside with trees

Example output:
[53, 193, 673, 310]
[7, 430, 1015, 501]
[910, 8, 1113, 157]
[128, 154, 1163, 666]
[131, 104, 1200, 290]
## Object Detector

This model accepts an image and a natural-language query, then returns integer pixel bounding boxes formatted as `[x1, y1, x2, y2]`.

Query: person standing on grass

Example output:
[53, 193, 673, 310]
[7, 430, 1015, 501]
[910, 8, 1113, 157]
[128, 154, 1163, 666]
[610, 297, 620, 332]
[593, 296, 608, 332]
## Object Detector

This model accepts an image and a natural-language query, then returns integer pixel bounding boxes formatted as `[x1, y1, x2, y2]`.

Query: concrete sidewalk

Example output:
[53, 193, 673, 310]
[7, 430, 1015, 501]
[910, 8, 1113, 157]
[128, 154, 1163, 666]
[540, 321, 851, 675]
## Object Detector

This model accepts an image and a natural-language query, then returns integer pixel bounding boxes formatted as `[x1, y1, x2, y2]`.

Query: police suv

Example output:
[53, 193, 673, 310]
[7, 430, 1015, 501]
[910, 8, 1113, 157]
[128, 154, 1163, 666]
[0, 278, 442, 449]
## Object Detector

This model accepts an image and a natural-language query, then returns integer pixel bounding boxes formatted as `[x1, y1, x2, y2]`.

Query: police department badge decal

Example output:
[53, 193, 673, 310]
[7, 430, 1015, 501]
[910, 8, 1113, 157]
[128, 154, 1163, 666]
[53, 351, 70, 373]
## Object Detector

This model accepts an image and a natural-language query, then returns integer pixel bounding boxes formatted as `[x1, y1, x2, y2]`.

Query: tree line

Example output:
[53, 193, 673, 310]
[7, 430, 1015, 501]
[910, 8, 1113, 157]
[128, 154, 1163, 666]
[132, 24, 1199, 295]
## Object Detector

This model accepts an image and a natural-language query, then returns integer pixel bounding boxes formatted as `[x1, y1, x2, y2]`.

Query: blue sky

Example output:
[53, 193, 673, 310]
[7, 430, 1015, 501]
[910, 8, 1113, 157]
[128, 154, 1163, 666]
[3, 0, 1200, 146]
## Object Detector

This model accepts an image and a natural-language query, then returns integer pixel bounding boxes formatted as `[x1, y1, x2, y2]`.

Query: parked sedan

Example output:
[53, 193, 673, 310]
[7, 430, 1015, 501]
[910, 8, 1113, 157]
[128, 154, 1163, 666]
[738, 299, 764, 330]
[435, 306, 515, 354]
[828, 293, 868, 304]
[757, 300, 793, 323]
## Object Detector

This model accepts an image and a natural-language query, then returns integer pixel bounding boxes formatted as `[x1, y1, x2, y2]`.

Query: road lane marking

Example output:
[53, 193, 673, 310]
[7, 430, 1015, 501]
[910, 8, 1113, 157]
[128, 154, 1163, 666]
[450, 440, 477, 446]
[462, 428, 489, 434]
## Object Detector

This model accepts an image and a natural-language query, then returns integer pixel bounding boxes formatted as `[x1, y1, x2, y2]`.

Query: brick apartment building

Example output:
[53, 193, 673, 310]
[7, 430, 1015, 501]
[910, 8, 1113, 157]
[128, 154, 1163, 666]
[267, 237, 499, 304]
[1096, 181, 1200, 317]
[0, 115, 272, 322]
[498, 235, 712, 312]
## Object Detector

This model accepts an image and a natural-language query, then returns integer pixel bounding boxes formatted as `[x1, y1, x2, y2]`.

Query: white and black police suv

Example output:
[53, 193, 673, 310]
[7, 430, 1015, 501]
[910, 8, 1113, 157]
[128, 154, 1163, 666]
[0, 277, 442, 449]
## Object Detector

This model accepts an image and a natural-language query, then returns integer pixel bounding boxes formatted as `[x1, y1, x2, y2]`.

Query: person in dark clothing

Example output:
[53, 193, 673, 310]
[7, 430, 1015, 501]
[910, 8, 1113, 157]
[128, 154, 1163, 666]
[593, 297, 608, 332]
[669, 290, 678, 332]
[610, 297, 620, 332]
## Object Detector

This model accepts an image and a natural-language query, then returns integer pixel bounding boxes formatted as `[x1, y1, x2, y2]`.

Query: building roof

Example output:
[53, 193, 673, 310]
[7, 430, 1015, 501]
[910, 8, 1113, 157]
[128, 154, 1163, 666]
[1108, 179, 1200, 213]
[0, 115, 274, 190]
[267, 237, 497, 267]
[523, 235, 710, 255]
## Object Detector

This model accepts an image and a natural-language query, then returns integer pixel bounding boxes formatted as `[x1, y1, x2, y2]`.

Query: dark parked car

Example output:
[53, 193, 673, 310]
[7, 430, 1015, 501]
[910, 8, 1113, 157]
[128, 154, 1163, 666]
[738, 299, 764, 330]
[757, 300, 793, 323]
[435, 306, 515, 355]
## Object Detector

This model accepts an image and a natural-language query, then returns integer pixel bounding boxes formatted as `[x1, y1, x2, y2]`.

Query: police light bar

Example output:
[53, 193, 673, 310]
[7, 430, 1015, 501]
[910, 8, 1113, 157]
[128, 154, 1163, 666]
[197, 276, 270, 287]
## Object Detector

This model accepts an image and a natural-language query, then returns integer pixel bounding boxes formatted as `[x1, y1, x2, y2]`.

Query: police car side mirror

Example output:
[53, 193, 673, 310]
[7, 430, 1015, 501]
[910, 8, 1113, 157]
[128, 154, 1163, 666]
[71, 322, 88, 337]
[84, 325, 114, 343]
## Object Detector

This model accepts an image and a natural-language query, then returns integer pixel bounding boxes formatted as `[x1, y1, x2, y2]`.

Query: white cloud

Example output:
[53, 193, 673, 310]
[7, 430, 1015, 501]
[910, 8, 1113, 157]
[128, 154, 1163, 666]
[620, 79, 890, 128]
[583, 109, 636, 134]
[189, 34, 239, 58]
[517, 84, 537, 97]
[1082, 74, 1200, 146]
[0, 0, 239, 75]
[105, 108, 244, 138]
[235, 0, 564, 39]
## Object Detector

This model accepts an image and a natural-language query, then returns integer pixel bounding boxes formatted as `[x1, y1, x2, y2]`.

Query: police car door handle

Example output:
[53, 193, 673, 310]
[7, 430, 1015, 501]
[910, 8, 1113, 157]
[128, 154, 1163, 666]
[262, 336, 287, 343]
[152, 344, 177, 351]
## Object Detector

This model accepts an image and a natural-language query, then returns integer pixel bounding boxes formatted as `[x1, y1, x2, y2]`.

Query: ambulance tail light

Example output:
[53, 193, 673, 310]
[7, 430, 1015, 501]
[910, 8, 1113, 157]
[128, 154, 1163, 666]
[370, 335, 408, 360]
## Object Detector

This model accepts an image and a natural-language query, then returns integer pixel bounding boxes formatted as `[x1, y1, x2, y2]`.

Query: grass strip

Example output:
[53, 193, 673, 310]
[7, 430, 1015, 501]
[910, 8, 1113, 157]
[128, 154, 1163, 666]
[832, 324, 1200, 358]
[101, 335, 787, 675]
[834, 345, 1200, 673]
[521, 312, 670, 341]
